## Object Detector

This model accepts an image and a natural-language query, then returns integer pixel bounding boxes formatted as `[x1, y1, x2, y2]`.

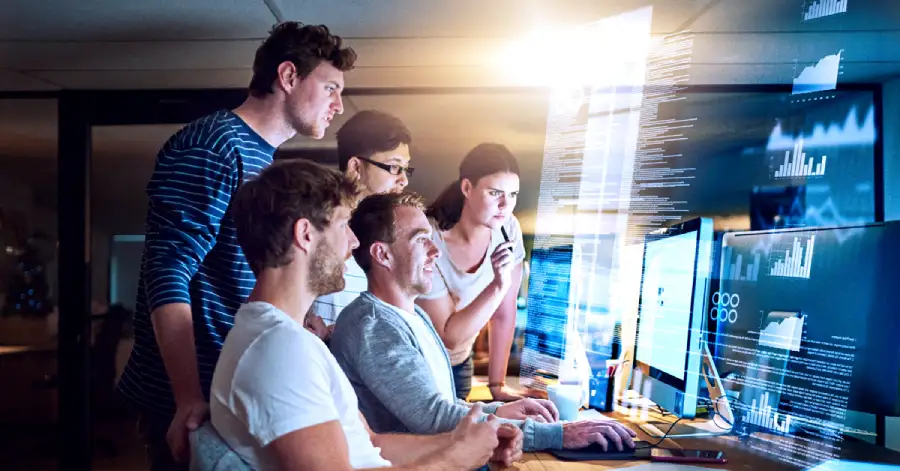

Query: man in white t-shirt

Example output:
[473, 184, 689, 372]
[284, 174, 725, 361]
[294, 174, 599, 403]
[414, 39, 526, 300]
[210, 160, 519, 470]
[307, 110, 415, 336]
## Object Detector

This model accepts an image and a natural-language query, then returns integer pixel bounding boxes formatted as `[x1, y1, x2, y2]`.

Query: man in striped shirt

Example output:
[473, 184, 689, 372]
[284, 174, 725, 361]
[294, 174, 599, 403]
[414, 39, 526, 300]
[117, 22, 356, 470]
[307, 110, 414, 337]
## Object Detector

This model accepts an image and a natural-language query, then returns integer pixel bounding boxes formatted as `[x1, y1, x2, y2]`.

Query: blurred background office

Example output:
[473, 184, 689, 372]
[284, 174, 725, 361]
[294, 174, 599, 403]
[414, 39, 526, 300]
[0, 0, 898, 469]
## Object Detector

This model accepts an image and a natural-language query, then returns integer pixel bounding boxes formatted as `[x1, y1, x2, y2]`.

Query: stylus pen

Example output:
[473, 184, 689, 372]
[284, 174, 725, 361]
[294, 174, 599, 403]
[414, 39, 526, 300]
[500, 226, 514, 252]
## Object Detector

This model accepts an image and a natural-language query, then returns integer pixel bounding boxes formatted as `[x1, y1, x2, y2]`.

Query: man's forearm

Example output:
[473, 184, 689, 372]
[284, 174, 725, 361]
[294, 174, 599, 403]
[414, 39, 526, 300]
[373, 432, 453, 467]
[151, 302, 203, 404]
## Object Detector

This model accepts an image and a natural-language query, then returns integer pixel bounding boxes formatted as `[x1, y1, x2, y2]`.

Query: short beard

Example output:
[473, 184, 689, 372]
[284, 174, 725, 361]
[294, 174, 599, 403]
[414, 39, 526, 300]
[308, 243, 346, 296]
[294, 117, 318, 139]
[409, 280, 430, 296]
[399, 263, 430, 297]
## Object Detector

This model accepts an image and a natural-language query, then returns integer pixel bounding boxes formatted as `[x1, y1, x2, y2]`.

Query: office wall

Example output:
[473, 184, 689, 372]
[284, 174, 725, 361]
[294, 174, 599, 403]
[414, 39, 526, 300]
[0, 174, 33, 214]
[884, 77, 900, 221]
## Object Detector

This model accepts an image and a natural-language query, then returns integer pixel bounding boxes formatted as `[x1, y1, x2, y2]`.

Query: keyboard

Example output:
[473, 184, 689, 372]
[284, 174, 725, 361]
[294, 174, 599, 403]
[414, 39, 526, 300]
[548, 440, 653, 461]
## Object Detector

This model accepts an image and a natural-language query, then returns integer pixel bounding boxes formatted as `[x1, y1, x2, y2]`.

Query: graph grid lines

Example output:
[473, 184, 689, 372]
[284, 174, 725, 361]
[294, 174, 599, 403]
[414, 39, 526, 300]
[804, 0, 849, 21]
[769, 235, 815, 279]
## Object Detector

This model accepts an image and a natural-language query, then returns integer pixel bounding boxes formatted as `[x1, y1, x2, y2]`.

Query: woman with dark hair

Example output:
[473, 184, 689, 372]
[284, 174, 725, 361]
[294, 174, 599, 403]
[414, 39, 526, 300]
[417, 143, 525, 402]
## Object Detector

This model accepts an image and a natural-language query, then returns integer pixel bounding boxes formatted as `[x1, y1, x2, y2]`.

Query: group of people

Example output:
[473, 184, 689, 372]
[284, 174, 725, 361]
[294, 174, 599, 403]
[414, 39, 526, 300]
[116, 21, 636, 471]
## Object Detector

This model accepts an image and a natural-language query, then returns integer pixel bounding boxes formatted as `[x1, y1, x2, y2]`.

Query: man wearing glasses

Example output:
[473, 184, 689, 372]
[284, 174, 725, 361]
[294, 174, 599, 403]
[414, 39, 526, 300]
[306, 110, 415, 338]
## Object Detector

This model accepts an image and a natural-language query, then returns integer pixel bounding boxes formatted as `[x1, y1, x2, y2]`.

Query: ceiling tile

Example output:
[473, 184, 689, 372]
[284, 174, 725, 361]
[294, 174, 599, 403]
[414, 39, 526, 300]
[28, 69, 253, 90]
[0, 68, 59, 91]
[691, 0, 900, 32]
[270, 0, 706, 37]
[1, 0, 277, 41]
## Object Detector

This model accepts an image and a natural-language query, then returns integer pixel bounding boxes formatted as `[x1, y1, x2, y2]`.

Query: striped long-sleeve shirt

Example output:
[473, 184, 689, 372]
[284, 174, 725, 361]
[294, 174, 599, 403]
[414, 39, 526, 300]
[118, 110, 275, 417]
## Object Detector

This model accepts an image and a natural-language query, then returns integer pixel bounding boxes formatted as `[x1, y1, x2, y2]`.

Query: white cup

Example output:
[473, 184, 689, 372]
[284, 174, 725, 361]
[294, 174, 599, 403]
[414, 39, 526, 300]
[547, 383, 584, 421]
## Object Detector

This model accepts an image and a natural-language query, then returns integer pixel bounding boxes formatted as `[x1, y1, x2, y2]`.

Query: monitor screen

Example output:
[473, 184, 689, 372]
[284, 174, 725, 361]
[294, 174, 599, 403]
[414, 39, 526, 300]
[519, 245, 574, 387]
[714, 222, 900, 429]
[635, 230, 699, 382]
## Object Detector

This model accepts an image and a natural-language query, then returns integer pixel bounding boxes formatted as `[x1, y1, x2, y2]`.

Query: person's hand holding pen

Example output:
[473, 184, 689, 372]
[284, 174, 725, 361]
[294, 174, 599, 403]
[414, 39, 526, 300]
[489, 226, 517, 294]
[489, 241, 516, 293]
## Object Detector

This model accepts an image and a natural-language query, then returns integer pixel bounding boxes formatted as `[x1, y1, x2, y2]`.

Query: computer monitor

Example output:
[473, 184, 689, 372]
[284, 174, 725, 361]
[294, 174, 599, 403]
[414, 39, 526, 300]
[631, 217, 714, 420]
[713, 221, 900, 438]
[519, 244, 574, 389]
[519, 240, 616, 409]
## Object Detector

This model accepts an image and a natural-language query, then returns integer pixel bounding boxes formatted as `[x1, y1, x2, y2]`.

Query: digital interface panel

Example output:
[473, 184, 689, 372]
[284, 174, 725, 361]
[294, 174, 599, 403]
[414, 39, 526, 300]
[518, 2, 889, 468]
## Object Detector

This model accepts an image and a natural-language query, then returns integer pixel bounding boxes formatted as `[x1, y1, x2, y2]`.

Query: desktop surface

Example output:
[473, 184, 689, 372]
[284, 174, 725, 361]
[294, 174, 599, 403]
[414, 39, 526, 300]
[490, 406, 900, 470]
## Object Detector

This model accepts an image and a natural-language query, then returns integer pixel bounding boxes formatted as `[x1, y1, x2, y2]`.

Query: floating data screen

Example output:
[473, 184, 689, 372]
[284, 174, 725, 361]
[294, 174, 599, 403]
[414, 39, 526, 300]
[635, 231, 698, 382]
[716, 224, 900, 427]
[664, 90, 877, 231]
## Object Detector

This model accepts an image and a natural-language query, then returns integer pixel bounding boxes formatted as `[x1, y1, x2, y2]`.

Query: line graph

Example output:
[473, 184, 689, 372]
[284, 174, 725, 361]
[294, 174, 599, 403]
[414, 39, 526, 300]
[766, 104, 875, 151]
[759, 311, 805, 351]
[792, 51, 842, 95]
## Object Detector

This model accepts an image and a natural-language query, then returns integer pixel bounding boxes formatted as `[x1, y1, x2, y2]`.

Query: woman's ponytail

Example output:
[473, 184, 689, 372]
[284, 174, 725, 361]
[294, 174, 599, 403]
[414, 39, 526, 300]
[426, 180, 465, 231]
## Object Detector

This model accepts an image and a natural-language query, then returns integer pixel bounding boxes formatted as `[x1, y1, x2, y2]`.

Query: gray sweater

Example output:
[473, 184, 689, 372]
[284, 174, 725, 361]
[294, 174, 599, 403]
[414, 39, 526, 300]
[329, 292, 563, 451]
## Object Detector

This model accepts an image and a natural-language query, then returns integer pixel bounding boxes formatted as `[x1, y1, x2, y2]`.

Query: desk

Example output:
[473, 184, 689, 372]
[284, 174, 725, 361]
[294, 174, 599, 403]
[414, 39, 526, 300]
[0, 343, 57, 424]
[492, 406, 900, 470]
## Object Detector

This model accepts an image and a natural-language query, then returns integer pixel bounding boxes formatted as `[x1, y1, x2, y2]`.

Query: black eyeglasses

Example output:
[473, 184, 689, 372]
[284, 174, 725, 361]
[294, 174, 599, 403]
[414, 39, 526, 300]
[356, 157, 415, 177]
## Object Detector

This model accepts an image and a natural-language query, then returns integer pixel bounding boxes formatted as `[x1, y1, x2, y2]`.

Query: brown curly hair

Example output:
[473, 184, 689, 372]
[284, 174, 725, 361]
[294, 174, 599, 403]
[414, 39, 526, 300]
[232, 159, 362, 275]
[249, 21, 357, 98]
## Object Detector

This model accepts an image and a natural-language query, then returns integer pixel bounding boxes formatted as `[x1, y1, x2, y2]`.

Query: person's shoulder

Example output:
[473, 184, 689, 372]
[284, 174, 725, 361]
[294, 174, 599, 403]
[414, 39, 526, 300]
[239, 303, 324, 357]
[333, 294, 382, 332]
[333, 295, 409, 338]
[162, 110, 244, 157]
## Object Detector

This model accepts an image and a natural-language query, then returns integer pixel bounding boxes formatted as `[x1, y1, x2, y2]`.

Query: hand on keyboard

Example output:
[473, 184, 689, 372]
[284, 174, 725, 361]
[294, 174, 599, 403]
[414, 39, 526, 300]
[562, 420, 637, 451]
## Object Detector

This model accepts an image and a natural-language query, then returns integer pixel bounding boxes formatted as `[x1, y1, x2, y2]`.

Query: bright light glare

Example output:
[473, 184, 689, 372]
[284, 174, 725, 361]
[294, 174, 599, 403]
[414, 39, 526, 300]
[498, 8, 655, 88]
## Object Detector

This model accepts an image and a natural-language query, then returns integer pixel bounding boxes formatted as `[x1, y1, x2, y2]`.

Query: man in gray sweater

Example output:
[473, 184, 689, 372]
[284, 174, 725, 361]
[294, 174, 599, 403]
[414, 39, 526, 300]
[330, 192, 638, 453]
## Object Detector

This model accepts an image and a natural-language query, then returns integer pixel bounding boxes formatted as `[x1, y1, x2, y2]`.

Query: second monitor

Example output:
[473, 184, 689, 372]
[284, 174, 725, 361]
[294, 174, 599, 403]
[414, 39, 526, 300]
[630, 217, 724, 426]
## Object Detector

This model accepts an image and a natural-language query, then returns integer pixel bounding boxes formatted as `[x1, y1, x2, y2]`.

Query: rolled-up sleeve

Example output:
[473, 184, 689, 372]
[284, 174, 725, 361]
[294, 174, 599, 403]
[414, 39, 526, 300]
[142, 143, 237, 313]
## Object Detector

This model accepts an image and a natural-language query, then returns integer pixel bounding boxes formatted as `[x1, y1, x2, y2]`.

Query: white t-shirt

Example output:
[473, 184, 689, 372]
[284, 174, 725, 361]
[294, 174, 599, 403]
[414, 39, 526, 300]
[310, 258, 368, 324]
[419, 215, 526, 365]
[382, 301, 456, 402]
[210, 301, 391, 470]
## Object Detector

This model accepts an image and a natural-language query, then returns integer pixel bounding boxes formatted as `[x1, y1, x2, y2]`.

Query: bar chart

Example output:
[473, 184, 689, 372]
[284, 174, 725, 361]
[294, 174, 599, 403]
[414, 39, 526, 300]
[769, 235, 815, 279]
[744, 391, 793, 433]
[773, 139, 827, 179]
[803, 0, 848, 21]
[792, 51, 842, 95]
[721, 246, 761, 282]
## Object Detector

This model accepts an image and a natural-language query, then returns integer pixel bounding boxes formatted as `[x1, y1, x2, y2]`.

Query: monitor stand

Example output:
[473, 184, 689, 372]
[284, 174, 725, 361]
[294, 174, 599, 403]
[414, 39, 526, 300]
[637, 341, 735, 439]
